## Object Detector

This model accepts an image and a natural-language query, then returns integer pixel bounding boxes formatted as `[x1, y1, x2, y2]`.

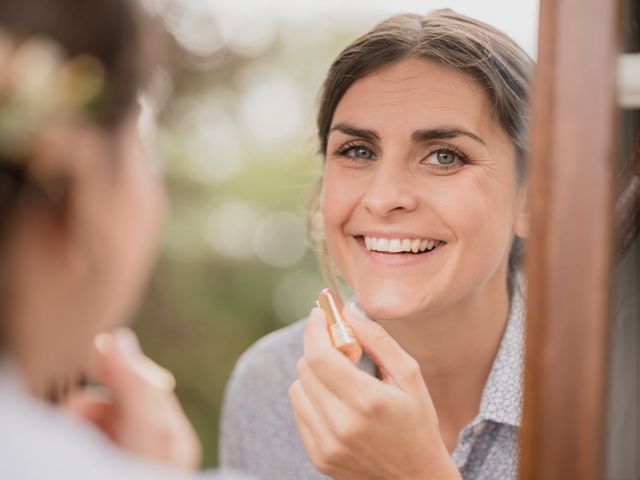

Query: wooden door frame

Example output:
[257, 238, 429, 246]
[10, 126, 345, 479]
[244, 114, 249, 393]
[520, 0, 621, 478]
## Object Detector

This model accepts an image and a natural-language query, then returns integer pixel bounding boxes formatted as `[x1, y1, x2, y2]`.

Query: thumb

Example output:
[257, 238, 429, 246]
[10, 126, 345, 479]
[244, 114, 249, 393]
[344, 303, 424, 393]
[93, 328, 176, 402]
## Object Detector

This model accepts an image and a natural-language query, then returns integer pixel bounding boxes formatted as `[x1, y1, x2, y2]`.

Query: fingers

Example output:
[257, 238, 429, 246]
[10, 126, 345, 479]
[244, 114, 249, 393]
[88, 328, 201, 470]
[64, 389, 117, 438]
[291, 303, 445, 480]
[303, 307, 340, 354]
[92, 328, 176, 401]
[302, 308, 376, 402]
[296, 354, 351, 433]
[289, 379, 341, 477]
[344, 303, 425, 395]
[293, 413, 319, 464]
[289, 379, 325, 450]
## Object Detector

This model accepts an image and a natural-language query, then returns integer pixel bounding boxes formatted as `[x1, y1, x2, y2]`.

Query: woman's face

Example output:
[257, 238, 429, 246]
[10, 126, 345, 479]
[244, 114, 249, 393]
[96, 111, 166, 335]
[5, 109, 165, 379]
[322, 59, 527, 321]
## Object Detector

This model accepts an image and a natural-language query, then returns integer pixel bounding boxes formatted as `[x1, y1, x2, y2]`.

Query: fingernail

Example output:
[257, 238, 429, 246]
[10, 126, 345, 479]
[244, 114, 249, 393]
[115, 328, 140, 358]
[94, 333, 112, 353]
[115, 329, 176, 392]
[136, 359, 176, 392]
[347, 302, 368, 322]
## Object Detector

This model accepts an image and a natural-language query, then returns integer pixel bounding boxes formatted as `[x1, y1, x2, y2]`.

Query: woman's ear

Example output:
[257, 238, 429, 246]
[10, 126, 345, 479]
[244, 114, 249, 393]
[514, 184, 529, 239]
[25, 121, 111, 277]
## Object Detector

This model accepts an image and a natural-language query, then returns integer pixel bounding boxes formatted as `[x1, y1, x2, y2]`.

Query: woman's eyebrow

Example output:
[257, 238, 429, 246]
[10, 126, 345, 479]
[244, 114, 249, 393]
[412, 127, 487, 146]
[328, 123, 380, 142]
[329, 123, 486, 147]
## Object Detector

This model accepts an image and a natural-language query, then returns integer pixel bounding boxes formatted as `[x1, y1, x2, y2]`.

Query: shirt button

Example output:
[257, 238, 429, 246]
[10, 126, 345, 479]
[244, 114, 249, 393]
[472, 422, 485, 435]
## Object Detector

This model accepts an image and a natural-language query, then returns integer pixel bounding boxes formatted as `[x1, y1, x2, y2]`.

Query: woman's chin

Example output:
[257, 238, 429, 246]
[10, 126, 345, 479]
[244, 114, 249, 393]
[357, 293, 428, 322]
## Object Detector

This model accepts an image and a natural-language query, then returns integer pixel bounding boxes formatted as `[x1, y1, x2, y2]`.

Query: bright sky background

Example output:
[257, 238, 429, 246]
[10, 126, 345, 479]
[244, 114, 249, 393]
[143, 0, 541, 321]
[165, 0, 540, 57]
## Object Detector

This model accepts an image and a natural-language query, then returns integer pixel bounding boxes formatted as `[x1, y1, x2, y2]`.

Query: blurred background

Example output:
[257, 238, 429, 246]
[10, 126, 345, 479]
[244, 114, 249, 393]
[133, 0, 539, 467]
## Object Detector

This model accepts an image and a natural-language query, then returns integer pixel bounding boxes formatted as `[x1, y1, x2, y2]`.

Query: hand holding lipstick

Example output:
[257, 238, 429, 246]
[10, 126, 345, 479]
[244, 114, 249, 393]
[289, 306, 461, 480]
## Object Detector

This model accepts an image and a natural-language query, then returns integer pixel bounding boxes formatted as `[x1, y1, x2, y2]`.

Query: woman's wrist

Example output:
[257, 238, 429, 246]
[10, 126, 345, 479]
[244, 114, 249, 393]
[412, 443, 461, 480]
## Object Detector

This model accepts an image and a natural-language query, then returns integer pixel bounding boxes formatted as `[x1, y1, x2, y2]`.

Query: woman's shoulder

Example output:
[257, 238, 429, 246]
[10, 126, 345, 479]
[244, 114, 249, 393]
[0, 363, 253, 480]
[219, 319, 309, 470]
[0, 366, 170, 479]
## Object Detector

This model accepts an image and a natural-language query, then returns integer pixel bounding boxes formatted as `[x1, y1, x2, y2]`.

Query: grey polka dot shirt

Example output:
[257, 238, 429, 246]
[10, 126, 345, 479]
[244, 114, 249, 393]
[220, 291, 525, 479]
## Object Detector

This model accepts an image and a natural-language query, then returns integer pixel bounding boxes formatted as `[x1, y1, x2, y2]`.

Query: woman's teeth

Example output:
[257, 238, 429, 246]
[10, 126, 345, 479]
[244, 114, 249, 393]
[363, 236, 443, 253]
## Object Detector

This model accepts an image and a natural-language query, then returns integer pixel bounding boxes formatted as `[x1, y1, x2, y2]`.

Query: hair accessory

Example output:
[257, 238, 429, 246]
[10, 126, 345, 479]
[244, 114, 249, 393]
[0, 27, 106, 160]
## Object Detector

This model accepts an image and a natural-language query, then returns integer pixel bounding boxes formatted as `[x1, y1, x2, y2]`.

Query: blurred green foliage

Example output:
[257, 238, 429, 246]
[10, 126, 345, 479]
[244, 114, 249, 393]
[132, 11, 370, 467]
[129, 1, 539, 468]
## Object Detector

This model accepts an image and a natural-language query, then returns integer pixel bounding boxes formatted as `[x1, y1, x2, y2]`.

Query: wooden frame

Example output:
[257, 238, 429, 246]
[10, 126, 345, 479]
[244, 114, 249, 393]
[520, 0, 620, 478]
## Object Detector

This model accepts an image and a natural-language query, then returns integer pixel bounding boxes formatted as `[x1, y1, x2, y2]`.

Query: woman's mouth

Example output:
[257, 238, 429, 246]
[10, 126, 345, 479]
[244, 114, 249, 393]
[353, 235, 446, 266]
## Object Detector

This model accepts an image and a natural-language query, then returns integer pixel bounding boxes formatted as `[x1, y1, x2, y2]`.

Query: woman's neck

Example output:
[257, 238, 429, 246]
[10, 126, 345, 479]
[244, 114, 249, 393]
[376, 273, 511, 450]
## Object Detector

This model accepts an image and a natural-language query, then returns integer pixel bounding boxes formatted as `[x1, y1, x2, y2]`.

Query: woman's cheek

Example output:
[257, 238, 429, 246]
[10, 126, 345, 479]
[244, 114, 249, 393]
[321, 198, 347, 262]
[321, 173, 359, 272]
[321, 167, 355, 225]
[453, 198, 515, 286]
[430, 179, 499, 260]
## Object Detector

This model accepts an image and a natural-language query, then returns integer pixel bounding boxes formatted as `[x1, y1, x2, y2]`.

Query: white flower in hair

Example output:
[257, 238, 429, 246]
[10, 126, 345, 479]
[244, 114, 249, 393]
[0, 27, 106, 161]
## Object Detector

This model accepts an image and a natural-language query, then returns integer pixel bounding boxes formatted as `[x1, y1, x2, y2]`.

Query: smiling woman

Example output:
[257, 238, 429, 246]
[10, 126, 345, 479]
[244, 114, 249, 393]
[220, 9, 532, 480]
[322, 58, 527, 323]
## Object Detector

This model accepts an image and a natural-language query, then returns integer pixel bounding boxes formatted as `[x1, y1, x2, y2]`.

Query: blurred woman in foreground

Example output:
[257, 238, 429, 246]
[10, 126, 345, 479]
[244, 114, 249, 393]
[0, 1, 249, 478]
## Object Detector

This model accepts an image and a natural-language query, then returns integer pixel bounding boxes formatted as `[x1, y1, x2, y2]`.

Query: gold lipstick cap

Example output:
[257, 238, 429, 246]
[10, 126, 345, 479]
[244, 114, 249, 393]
[316, 288, 362, 363]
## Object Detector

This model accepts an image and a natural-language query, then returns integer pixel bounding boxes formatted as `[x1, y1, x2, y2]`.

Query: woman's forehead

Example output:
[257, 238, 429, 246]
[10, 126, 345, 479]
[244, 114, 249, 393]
[331, 58, 494, 139]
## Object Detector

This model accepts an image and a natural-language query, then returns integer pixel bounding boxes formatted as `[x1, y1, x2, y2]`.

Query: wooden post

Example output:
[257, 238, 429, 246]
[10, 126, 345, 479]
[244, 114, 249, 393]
[520, 0, 620, 478]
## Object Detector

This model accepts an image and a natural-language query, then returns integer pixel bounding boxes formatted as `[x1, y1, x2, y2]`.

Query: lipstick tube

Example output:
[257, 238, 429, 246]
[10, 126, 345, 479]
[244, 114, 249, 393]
[316, 288, 362, 363]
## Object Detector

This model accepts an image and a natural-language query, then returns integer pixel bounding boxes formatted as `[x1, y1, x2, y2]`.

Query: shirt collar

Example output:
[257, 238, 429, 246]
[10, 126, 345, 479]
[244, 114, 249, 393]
[356, 283, 527, 429]
[477, 284, 526, 428]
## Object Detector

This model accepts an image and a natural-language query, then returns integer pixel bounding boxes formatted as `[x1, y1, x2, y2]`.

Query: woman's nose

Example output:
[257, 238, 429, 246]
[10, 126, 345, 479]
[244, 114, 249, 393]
[360, 163, 419, 218]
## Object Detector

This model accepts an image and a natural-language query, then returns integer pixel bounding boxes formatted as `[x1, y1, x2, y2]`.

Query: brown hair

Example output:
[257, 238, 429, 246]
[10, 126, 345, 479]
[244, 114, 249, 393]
[0, 0, 148, 128]
[0, 0, 151, 230]
[312, 9, 533, 292]
[0, 0, 152, 343]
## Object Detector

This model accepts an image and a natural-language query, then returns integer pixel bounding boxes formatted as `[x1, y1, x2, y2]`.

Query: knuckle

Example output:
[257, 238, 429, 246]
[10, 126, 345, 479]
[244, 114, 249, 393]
[287, 383, 296, 400]
[295, 358, 306, 377]
[317, 438, 346, 467]
[288, 380, 301, 403]
[312, 456, 333, 476]
[303, 319, 317, 336]
[154, 423, 176, 451]
[333, 418, 358, 442]
[368, 321, 389, 341]
[358, 393, 384, 416]
[404, 358, 422, 383]
[305, 352, 327, 371]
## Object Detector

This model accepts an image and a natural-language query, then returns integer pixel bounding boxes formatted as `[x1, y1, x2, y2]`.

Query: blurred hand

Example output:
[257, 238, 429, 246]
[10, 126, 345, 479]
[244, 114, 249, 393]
[64, 328, 201, 470]
[289, 306, 461, 480]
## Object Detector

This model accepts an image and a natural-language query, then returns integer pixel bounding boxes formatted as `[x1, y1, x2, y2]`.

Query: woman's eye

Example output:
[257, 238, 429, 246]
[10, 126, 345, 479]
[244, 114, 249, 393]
[435, 151, 456, 164]
[424, 149, 465, 168]
[341, 145, 376, 160]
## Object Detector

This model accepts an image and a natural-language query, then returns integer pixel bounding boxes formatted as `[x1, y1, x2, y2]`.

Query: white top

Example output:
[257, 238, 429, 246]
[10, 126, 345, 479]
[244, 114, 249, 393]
[0, 359, 251, 480]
